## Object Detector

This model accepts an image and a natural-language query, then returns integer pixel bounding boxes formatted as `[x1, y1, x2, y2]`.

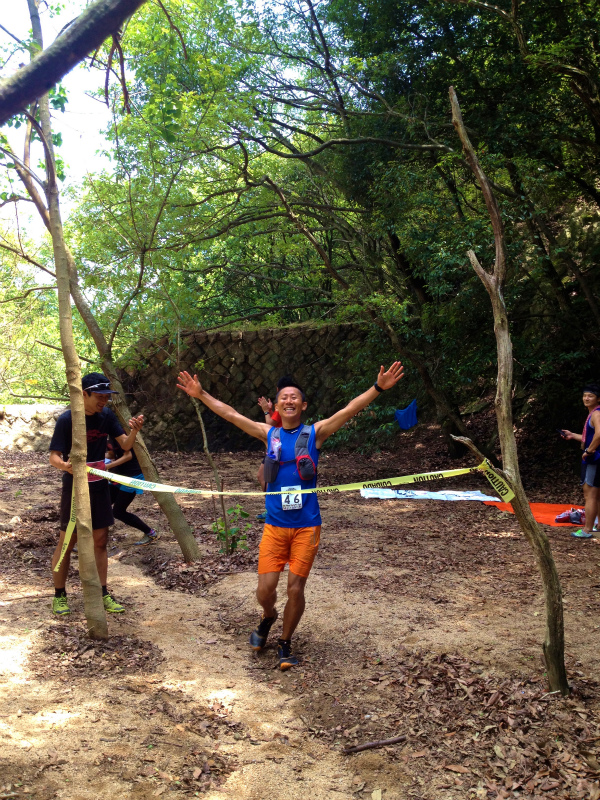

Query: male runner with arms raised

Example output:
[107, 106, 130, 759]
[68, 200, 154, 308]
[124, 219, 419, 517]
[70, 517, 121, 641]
[177, 362, 404, 669]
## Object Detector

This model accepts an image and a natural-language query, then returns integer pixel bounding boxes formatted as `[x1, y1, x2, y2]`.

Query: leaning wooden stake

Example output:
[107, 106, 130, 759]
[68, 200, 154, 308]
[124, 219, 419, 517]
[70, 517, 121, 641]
[449, 86, 568, 694]
[190, 398, 231, 554]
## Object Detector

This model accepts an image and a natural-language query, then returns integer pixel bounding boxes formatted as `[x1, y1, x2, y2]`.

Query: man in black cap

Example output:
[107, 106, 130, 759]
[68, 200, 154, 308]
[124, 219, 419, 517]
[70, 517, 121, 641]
[48, 372, 144, 615]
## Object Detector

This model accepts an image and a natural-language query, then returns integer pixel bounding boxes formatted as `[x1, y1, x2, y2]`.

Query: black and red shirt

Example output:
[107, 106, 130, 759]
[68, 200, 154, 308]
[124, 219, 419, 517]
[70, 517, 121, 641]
[49, 408, 124, 492]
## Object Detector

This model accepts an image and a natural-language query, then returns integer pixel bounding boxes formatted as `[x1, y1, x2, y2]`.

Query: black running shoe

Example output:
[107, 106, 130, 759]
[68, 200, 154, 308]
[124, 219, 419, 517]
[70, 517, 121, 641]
[277, 639, 299, 670]
[249, 613, 278, 650]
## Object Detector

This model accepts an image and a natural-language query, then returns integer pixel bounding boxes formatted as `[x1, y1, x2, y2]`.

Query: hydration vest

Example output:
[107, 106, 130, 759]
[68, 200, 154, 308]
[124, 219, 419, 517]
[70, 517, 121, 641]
[263, 425, 317, 483]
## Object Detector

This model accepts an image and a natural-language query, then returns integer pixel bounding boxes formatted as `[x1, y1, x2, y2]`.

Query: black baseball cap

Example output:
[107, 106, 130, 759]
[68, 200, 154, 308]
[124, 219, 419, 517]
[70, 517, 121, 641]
[82, 372, 118, 394]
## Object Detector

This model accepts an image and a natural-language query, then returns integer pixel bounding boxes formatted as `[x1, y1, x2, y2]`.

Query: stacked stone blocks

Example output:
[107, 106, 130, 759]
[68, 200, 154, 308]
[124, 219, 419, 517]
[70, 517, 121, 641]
[120, 323, 364, 451]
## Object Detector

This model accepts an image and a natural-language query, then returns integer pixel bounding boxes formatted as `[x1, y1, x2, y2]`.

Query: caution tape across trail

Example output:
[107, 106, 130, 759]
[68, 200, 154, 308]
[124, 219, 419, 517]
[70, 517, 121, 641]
[55, 459, 512, 572]
[87, 460, 514, 502]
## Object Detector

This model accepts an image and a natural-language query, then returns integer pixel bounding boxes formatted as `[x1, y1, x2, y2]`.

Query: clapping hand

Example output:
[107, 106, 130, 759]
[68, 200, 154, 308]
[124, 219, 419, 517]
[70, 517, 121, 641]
[128, 415, 144, 432]
[376, 361, 404, 391]
[257, 396, 272, 414]
[177, 371, 203, 399]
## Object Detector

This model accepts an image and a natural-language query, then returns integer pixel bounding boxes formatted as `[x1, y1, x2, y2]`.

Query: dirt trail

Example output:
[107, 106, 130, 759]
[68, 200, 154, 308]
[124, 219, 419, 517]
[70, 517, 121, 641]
[1, 435, 600, 800]
[0, 556, 408, 800]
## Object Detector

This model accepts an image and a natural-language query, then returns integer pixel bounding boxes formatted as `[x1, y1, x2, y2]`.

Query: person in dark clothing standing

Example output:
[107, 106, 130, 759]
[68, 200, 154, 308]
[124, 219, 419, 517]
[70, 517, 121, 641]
[49, 372, 144, 616]
[105, 438, 159, 545]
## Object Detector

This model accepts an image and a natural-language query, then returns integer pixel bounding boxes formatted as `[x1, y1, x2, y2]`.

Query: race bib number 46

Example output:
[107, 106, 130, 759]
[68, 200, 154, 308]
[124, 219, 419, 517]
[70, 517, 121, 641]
[282, 485, 302, 511]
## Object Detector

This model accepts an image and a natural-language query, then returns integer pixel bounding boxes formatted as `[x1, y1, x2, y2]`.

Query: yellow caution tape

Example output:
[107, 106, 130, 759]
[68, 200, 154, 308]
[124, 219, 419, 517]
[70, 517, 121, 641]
[87, 460, 514, 502]
[54, 487, 76, 572]
[53, 461, 513, 572]
[479, 460, 515, 502]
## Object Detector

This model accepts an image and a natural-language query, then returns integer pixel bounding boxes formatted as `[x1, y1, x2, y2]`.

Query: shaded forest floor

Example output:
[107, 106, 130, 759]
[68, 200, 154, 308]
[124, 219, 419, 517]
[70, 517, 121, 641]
[1, 423, 599, 800]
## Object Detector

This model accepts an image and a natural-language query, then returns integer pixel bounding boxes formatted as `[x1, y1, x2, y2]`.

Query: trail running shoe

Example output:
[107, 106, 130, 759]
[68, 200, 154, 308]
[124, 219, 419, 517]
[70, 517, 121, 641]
[571, 529, 593, 539]
[134, 529, 160, 546]
[277, 639, 299, 671]
[103, 593, 125, 613]
[256, 511, 267, 521]
[249, 613, 278, 650]
[52, 595, 70, 616]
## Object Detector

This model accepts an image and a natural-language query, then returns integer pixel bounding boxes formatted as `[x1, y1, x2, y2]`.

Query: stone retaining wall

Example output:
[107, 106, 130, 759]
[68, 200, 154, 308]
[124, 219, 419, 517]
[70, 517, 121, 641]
[0, 404, 67, 452]
[120, 323, 364, 451]
[0, 324, 365, 453]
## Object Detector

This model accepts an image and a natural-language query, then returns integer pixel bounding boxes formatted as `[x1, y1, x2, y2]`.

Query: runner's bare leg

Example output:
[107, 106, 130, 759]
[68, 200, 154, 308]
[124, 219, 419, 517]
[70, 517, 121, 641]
[281, 572, 308, 640]
[257, 571, 280, 618]
[583, 484, 600, 534]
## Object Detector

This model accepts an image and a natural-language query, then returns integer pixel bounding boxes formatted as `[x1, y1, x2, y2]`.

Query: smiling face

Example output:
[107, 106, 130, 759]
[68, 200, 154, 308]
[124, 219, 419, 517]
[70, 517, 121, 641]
[274, 386, 307, 427]
[83, 390, 111, 415]
[582, 391, 600, 411]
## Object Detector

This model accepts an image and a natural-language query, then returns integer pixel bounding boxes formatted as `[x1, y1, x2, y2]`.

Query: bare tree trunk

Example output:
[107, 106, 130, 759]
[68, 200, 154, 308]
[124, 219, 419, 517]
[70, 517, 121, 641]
[27, 0, 107, 638]
[5, 62, 200, 564]
[190, 398, 231, 554]
[450, 85, 568, 695]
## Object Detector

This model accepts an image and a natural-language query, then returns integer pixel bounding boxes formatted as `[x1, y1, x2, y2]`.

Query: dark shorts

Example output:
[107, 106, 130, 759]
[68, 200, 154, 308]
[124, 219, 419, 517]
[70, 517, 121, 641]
[60, 482, 114, 530]
[581, 461, 600, 488]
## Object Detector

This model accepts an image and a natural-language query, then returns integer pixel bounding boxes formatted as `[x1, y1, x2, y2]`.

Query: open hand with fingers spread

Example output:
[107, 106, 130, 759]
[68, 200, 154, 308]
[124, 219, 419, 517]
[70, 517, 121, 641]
[177, 371, 203, 399]
[376, 361, 404, 391]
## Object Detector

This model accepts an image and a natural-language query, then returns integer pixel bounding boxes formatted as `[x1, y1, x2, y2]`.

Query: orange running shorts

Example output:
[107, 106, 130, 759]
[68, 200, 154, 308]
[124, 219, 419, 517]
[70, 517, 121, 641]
[258, 524, 321, 578]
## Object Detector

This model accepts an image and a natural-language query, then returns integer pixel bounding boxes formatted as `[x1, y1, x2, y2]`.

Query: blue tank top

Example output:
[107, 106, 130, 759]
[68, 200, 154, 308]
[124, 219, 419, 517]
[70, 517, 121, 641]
[265, 425, 321, 528]
[584, 407, 600, 464]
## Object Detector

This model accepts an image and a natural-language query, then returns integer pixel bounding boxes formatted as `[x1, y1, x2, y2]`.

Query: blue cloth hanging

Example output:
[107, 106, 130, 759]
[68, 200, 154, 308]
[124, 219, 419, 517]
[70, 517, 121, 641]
[395, 399, 417, 430]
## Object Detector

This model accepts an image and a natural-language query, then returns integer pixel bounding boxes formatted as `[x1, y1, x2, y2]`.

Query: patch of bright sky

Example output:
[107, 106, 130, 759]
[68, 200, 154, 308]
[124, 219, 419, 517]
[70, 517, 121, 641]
[1, 0, 114, 234]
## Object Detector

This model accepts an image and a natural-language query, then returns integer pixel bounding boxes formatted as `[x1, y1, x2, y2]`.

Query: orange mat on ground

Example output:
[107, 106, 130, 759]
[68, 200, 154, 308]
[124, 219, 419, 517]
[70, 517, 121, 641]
[484, 502, 583, 527]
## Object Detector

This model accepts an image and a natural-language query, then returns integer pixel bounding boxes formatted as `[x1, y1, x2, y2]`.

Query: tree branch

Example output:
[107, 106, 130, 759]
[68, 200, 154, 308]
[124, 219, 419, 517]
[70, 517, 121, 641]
[0, 0, 150, 126]
[33, 339, 94, 363]
[0, 23, 26, 45]
[0, 241, 56, 278]
[243, 134, 453, 158]
[0, 285, 57, 303]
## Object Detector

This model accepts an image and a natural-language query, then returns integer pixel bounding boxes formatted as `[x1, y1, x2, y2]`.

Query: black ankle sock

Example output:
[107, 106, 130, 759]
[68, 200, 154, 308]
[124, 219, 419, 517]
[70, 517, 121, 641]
[102, 586, 109, 597]
[278, 638, 291, 647]
[55, 588, 67, 598]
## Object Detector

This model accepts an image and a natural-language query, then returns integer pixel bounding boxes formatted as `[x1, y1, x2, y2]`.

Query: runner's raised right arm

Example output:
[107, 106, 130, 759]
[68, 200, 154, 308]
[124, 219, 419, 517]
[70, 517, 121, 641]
[177, 371, 269, 445]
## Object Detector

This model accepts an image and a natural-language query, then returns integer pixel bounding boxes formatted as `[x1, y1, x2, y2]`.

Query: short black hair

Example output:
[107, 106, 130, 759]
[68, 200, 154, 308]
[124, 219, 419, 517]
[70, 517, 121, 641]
[275, 376, 306, 402]
[583, 383, 600, 397]
[277, 374, 296, 391]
